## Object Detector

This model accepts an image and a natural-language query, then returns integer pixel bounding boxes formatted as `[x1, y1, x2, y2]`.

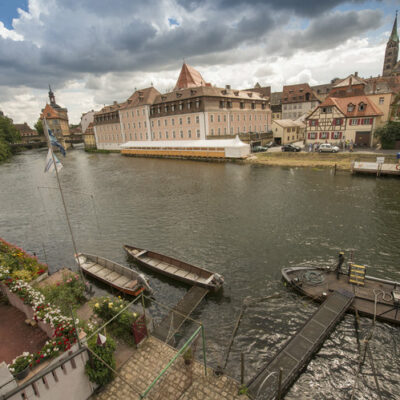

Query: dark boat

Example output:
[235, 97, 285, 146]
[282, 266, 400, 325]
[123, 245, 224, 291]
[75, 253, 152, 296]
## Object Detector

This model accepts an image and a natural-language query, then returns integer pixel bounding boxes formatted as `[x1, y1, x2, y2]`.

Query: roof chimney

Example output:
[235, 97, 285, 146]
[113, 101, 117, 105]
[225, 85, 231, 89]
[354, 72, 358, 77]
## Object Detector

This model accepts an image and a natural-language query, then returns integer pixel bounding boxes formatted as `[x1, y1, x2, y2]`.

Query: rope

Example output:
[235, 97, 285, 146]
[301, 270, 325, 286]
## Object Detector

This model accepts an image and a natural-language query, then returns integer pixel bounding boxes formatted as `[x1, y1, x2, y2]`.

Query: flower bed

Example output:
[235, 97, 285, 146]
[1, 276, 79, 375]
[0, 238, 47, 282]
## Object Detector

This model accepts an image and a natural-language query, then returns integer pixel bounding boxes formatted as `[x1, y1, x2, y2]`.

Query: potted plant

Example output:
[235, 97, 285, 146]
[8, 353, 32, 380]
[183, 348, 193, 365]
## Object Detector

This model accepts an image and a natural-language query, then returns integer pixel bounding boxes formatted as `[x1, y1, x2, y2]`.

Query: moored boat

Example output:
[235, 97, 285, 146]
[282, 266, 400, 325]
[75, 253, 152, 296]
[123, 245, 224, 291]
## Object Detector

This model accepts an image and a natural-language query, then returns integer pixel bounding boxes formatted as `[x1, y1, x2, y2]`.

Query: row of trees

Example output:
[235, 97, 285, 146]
[0, 114, 20, 162]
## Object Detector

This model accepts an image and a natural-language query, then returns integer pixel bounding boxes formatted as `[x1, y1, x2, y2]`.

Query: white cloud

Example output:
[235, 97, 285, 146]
[0, 22, 23, 41]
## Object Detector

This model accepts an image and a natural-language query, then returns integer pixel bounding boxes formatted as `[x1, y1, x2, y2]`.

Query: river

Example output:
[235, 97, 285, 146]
[1, 148, 400, 399]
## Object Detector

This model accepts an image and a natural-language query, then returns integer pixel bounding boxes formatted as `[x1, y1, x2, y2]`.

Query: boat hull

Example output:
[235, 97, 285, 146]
[76, 253, 152, 296]
[282, 266, 400, 326]
[123, 245, 223, 291]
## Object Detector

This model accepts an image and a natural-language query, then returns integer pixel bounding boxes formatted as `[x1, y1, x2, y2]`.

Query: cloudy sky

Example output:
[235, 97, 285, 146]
[0, 0, 398, 126]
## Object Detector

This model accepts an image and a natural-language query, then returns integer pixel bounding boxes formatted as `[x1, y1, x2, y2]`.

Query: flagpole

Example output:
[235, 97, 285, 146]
[43, 118, 86, 286]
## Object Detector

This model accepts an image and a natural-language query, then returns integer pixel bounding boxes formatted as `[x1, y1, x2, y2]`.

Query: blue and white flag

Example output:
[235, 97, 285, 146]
[43, 119, 66, 156]
[44, 149, 63, 173]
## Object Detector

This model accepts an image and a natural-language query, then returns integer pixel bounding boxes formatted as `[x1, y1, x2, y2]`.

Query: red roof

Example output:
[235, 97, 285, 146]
[174, 63, 209, 91]
[282, 83, 319, 104]
[318, 96, 383, 117]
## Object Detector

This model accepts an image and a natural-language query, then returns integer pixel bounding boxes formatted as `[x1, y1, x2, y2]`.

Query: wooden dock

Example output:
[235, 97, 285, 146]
[153, 286, 209, 345]
[247, 289, 355, 399]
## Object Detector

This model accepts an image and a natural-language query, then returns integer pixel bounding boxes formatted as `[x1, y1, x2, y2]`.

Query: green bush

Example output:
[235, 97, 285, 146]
[85, 335, 116, 385]
[374, 122, 400, 149]
[39, 272, 86, 315]
[92, 296, 139, 344]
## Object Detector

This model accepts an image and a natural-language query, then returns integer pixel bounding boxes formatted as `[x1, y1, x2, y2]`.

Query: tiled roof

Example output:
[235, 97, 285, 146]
[124, 87, 161, 109]
[282, 83, 319, 104]
[152, 85, 266, 104]
[333, 74, 366, 88]
[273, 119, 306, 128]
[41, 104, 67, 120]
[317, 96, 383, 117]
[174, 63, 209, 91]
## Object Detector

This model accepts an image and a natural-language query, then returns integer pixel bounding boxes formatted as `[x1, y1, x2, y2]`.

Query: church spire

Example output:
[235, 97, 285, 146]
[390, 11, 399, 42]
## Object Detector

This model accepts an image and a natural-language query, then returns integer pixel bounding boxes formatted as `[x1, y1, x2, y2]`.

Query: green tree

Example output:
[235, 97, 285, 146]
[0, 115, 20, 162]
[34, 119, 44, 135]
[374, 122, 400, 149]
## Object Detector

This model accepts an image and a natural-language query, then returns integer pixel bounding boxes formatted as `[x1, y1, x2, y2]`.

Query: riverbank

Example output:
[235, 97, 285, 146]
[247, 152, 398, 170]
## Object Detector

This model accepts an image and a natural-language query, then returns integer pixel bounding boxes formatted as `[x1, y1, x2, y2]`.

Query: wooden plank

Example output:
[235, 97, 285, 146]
[114, 276, 130, 286]
[89, 265, 104, 274]
[107, 272, 121, 282]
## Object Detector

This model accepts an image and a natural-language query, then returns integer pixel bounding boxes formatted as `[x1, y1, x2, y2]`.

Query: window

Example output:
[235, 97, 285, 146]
[210, 115, 214, 122]
[334, 118, 342, 126]
[310, 120, 317, 127]
[140, 133, 143, 139]
[196, 116, 199, 123]
[196, 100, 200, 108]
[164, 119, 167, 126]
[173, 130, 176, 138]
[187, 116, 191, 124]
[240, 102, 244, 109]
[180, 130, 183, 138]
[157, 120, 160, 127]
[172, 118, 175, 126]
[218, 128, 221, 135]
[237, 115, 240, 121]
[143, 109, 145, 115]
[379, 97, 384, 105]
[219, 100, 225, 108]
[358, 102, 366, 111]
[187, 102, 191, 110]
[309, 132, 316, 139]
[217, 115, 220, 122]
[138, 122, 141, 128]
[362, 118, 372, 125]
[179, 103, 183, 110]
[249, 115, 252, 121]
[224, 127, 226, 134]
[224, 115, 226, 122]
[172, 104, 175, 111]
[347, 103, 354, 112]
[320, 132, 328, 139]
[146, 133, 148, 139]
[350, 119, 358, 125]
[164, 106, 168, 112]
[166, 131, 169, 139]
[133, 123, 136, 129]
[197, 129, 200, 138]
[262, 103, 266, 110]
[230, 115, 233, 122]
[251, 103, 255, 110]
[211, 128, 214, 135]
[144, 121, 146, 128]
[230, 127, 233, 133]
[132, 111, 134, 117]
[332, 132, 342, 139]
[179, 118, 182, 125]
[188, 129, 191, 138]
[159, 132, 162, 139]
[322, 107, 332, 113]
[128, 123, 130, 129]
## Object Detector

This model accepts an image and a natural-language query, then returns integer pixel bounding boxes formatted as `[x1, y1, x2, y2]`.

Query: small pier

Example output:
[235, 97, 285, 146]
[247, 289, 355, 399]
[153, 286, 209, 344]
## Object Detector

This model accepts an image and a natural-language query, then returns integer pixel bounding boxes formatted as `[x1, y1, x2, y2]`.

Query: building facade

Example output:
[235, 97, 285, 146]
[40, 86, 70, 149]
[281, 84, 320, 120]
[93, 64, 271, 152]
[272, 119, 305, 145]
[83, 122, 96, 149]
[80, 110, 95, 134]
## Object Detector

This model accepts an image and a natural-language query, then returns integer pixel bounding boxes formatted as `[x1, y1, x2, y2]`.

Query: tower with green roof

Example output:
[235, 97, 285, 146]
[383, 12, 399, 76]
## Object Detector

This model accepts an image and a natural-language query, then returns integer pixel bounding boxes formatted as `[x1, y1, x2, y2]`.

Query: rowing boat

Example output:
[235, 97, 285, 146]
[123, 245, 224, 291]
[282, 266, 400, 325]
[75, 253, 152, 296]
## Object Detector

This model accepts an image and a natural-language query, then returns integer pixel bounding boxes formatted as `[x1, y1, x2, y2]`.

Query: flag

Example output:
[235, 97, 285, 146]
[43, 119, 66, 156]
[97, 333, 107, 346]
[44, 149, 63, 173]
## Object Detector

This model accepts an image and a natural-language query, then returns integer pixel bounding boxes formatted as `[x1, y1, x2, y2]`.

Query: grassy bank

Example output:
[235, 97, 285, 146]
[249, 152, 398, 171]
[85, 148, 120, 154]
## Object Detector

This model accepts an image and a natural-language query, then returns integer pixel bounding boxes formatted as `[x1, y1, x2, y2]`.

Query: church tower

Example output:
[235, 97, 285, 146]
[383, 12, 399, 76]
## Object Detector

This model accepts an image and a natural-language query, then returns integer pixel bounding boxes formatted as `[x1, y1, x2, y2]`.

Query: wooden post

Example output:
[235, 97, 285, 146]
[277, 368, 283, 399]
[334, 163, 337, 176]
[240, 352, 244, 385]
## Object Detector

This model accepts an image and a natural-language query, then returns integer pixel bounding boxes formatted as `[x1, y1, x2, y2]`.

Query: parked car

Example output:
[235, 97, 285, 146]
[281, 144, 301, 152]
[318, 143, 340, 153]
[252, 145, 268, 153]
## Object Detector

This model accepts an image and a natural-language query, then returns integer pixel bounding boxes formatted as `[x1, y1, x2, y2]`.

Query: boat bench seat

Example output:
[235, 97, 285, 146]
[125, 280, 138, 289]
[136, 250, 148, 258]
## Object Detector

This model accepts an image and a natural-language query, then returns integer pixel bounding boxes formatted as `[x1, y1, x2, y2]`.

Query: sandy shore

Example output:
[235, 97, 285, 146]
[246, 152, 398, 171]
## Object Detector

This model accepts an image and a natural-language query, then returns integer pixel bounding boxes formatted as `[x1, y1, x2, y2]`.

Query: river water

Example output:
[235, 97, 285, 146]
[1, 148, 400, 399]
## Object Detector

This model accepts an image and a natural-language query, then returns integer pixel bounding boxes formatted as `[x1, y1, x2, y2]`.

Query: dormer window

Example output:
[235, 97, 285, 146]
[164, 105, 168, 112]
[347, 103, 354, 112]
[187, 102, 191, 110]
[179, 102, 183, 110]
[358, 102, 366, 111]
[157, 107, 161, 113]
[219, 100, 225, 108]
[171, 104, 175, 111]
[196, 99, 200, 108]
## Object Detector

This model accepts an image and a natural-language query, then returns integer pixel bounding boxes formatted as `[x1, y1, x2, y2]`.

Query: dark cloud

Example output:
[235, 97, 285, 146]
[0, 0, 385, 90]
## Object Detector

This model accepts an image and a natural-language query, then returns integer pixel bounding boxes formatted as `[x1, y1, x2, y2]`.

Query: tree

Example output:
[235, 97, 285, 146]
[34, 119, 44, 135]
[0, 114, 20, 162]
[374, 122, 400, 149]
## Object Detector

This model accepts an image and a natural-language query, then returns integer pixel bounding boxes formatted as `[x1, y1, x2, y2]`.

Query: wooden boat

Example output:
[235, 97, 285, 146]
[123, 245, 224, 291]
[75, 253, 152, 296]
[282, 266, 400, 326]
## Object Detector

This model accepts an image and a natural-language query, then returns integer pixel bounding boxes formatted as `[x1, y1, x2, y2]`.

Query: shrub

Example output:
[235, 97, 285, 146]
[8, 353, 33, 375]
[374, 122, 400, 149]
[85, 335, 116, 385]
[92, 296, 139, 344]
